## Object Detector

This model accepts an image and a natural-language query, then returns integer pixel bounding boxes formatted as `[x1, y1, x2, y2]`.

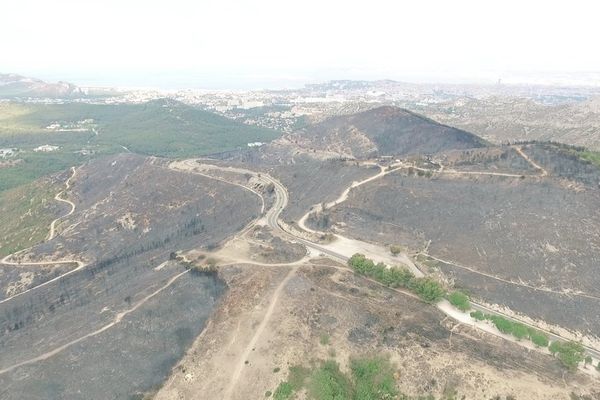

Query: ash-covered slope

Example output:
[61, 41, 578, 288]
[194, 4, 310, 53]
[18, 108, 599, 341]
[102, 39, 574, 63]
[0, 154, 261, 399]
[296, 106, 487, 159]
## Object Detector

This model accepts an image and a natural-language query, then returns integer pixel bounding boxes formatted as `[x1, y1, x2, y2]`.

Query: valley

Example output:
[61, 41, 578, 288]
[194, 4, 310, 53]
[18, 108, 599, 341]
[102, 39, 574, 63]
[1, 85, 599, 399]
[4, 1, 600, 398]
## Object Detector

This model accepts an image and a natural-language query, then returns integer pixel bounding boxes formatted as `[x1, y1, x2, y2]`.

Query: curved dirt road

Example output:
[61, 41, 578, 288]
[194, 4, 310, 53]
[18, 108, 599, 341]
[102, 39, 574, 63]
[1, 166, 85, 305]
[48, 166, 77, 240]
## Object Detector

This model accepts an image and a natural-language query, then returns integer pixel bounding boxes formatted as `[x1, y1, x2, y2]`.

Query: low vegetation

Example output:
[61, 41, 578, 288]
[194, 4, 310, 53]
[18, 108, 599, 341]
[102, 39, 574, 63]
[348, 253, 445, 303]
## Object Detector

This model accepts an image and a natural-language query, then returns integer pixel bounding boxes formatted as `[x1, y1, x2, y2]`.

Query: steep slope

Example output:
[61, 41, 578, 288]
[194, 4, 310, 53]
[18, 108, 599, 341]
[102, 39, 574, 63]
[0, 154, 260, 399]
[295, 106, 487, 159]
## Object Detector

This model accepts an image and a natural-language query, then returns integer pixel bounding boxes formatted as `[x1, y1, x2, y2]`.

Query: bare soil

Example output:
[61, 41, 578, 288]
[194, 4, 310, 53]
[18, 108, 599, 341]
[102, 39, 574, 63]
[155, 261, 600, 400]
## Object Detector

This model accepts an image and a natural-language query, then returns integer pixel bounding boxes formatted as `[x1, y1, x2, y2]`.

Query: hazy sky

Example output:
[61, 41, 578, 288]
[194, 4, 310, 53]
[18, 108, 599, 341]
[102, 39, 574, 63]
[2, 0, 600, 89]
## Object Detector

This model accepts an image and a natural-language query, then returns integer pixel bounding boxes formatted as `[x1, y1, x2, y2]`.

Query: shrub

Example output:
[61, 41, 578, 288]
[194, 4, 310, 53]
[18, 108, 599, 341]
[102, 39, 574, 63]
[470, 310, 485, 321]
[473, 311, 551, 348]
[511, 323, 530, 340]
[384, 266, 415, 288]
[596, 361, 600, 371]
[490, 316, 514, 335]
[411, 277, 446, 303]
[320, 333, 330, 345]
[529, 331, 549, 347]
[348, 253, 375, 276]
[447, 291, 470, 312]
[389, 244, 403, 256]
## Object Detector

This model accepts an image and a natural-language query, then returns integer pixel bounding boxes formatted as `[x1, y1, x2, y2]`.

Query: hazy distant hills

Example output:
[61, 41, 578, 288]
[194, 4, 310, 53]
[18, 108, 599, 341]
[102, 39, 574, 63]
[0, 73, 87, 99]
[417, 96, 600, 151]
[295, 106, 487, 159]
